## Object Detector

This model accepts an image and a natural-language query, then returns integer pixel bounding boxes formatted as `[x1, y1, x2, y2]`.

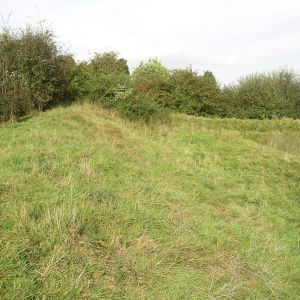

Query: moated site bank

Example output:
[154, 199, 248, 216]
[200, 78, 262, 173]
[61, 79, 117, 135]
[0, 103, 299, 299]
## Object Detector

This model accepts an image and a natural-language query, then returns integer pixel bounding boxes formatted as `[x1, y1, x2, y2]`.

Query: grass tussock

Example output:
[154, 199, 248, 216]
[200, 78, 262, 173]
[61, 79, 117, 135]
[0, 102, 299, 299]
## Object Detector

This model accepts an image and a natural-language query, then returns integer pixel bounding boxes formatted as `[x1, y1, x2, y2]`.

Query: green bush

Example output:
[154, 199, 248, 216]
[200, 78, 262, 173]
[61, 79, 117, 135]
[276, 70, 300, 119]
[0, 25, 74, 121]
[132, 58, 169, 79]
[90, 51, 129, 75]
[218, 85, 239, 118]
[1, 22, 299, 122]
[75, 52, 132, 108]
[70, 61, 90, 98]
[53, 54, 78, 105]
[220, 70, 300, 119]
[117, 94, 170, 123]
[132, 58, 172, 107]
[169, 68, 221, 116]
[73, 52, 170, 123]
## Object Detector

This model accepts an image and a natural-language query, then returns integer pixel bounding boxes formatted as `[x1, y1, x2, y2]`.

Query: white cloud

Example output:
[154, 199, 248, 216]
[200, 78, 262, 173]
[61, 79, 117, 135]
[1, 0, 300, 83]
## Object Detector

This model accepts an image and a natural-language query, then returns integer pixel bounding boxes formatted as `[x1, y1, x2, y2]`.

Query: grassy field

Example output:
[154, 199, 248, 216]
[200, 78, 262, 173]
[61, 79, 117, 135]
[0, 103, 299, 299]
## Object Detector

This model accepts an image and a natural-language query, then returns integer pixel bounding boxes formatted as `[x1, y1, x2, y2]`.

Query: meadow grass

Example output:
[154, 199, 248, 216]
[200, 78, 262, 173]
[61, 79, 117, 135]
[0, 103, 299, 299]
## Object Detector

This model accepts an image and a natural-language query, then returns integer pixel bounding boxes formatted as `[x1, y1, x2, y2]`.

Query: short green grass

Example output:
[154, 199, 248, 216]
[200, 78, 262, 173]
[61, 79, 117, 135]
[0, 103, 299, 299]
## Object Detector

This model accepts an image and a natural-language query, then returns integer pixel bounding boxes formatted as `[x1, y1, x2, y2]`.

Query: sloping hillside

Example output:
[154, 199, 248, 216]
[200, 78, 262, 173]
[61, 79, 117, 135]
[0, 103, 299, 299]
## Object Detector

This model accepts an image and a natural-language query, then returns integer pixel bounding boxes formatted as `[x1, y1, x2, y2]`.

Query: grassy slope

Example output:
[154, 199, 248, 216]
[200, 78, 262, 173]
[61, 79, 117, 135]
[0, 103, 299, 299]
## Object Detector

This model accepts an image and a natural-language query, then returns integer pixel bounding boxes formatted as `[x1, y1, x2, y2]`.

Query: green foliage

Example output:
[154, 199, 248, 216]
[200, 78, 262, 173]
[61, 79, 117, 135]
[0, 25, 74, 121]
[132, 58, 172, 107]
[0, 23, 299, 122]
[169, 67, 221, 116]
[89, 72, 132, 105]
[276, 69, 300, 118]
[70, 61, 90, 97]
[53, 54, 78, 104]
[74, 55, 169, 123]
[219, 84, 239, 117]
[0, 29, 31, 120]
[221, 69, 300, 119]
[90, 51, 129, 75]
[132, 58, 169, 79]
[75, 52, 132, 107]
[117, 94, 169, 123]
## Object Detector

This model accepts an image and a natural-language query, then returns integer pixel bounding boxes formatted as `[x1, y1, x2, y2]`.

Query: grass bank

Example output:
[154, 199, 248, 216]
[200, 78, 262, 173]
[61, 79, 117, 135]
[0, 103, 299, 299]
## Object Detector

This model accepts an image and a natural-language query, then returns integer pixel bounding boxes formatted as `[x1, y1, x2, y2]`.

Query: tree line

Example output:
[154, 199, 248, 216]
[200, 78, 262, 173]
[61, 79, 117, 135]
[1, 24, 299, 122]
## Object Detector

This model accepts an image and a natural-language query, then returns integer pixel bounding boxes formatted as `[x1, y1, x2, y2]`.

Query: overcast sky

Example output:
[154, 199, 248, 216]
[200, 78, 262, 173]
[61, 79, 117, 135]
[1, 0, 300, 83]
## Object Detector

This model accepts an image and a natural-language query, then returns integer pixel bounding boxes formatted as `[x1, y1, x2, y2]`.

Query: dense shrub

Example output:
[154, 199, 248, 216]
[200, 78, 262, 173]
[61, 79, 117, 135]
[53, 54, 77, 104]
[0, 31, 29, 120]
[90, 51, 129, 75]
[117, 94, 169, 123]
[74, 55, 170, 123]
[132, 58, 169, 79]
[73, 52, 168, 123]
[132, 58, 172, 107]
[0, 25, 74, 121]
[220, 70, 300, 119]
[169, 68, 221, 116]
[275, 70, 300, 119]
[70, 61, 90, 98]
[1, 23, 299, 122]
[76, 52, 132, 107]
[218, 85, 239, 118]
